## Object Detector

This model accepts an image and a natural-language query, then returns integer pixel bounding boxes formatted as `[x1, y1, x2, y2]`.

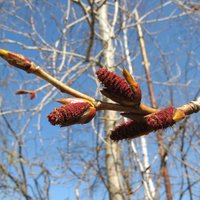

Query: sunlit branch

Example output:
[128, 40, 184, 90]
[0, 48, 156, 115]
[0, 48, 199, 127]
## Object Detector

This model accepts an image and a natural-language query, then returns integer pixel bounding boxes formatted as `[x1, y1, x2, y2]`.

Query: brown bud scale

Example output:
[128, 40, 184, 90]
[8, 52, 32, 71]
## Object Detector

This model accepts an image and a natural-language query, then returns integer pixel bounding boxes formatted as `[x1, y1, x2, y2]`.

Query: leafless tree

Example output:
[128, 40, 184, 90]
[0, 1, 200, 200]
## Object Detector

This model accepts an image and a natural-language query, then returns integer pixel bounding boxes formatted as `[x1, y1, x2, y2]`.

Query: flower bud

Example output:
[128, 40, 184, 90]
[0, 49, 32, 71]
[48, 99, 96, 127]
[110, 120, 148, 141]
[111, 106, 182, 141]
[15, 90, 36, 100]
[96, 68, 141, 106]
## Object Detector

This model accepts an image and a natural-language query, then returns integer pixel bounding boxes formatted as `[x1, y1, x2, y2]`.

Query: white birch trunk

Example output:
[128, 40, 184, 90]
[97, 2, 125, 200]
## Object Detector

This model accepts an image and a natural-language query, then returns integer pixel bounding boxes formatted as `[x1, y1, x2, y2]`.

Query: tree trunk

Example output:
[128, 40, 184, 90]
[97, 3, 125, 200]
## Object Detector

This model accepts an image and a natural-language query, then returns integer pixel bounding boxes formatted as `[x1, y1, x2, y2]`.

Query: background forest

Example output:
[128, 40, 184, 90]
[0, 0, 200, 200]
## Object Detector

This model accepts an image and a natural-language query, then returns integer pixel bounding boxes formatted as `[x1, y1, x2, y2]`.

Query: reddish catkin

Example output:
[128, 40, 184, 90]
[110, 106, 176, 141]
[48, 102, 90, 126]
[110, 120, 149, 141]
[96, 68, 139, 103]
[146, 106, 176, 129]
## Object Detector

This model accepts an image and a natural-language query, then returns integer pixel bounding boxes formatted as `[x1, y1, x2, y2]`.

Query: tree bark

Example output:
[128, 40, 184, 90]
[97, 2, 125, 200]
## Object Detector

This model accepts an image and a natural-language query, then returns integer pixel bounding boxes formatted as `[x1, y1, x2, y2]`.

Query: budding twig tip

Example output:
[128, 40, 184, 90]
[0, 49, 9, 57]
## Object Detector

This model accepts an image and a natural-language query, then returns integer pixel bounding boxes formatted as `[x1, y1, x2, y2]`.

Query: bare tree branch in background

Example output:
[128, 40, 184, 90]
[0, 1, 199, 200]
